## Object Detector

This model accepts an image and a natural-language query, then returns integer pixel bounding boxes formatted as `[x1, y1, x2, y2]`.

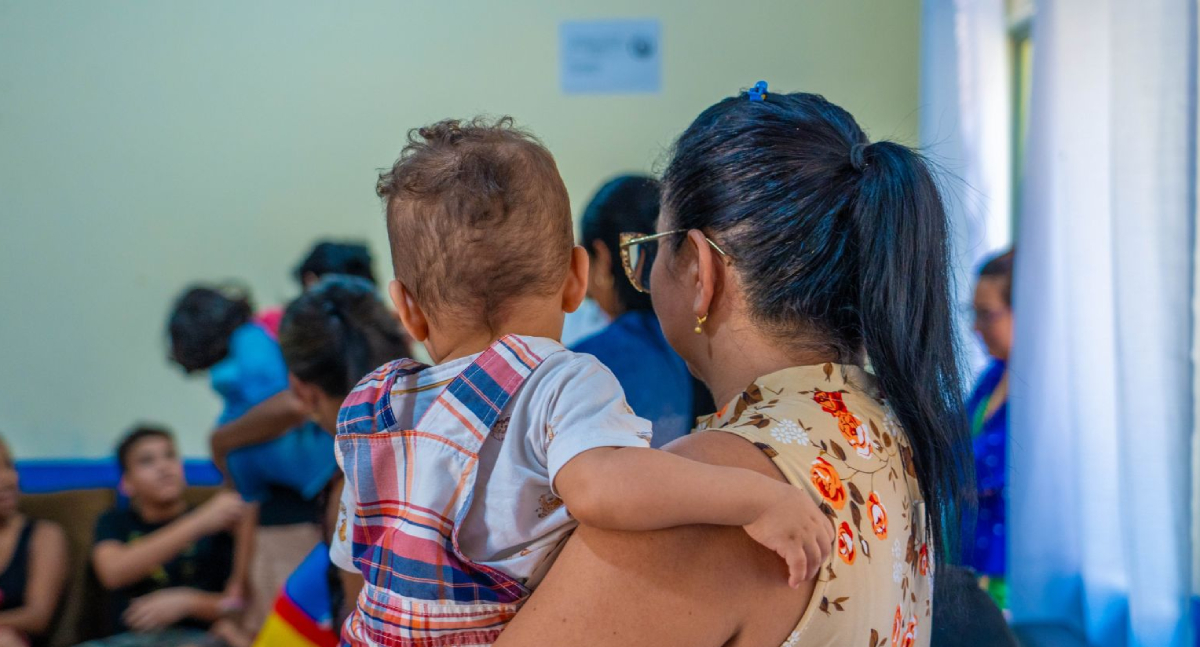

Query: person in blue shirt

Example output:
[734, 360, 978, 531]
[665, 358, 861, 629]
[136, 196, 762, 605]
[964, 249, 1014, 610]
[166, 285, 335, 635]
[572, 175, 713, 447]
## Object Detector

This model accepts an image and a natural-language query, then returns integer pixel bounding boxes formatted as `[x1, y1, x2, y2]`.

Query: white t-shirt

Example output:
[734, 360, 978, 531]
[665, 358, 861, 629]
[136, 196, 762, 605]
[331, 345, 653, 585]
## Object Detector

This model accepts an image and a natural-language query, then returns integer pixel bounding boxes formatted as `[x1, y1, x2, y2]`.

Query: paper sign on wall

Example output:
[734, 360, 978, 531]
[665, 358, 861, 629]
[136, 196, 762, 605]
[559, 19, 661, 94]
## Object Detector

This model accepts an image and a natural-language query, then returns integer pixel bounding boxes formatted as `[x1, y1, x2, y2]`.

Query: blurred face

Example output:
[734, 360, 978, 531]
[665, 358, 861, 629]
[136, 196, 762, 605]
[586, 240, 621, 318]
[121, 436, 186, 506]
[0, 444, 19, 520]
[289, 375, 341, 435]
[647, 215, 707, 374]
[973, 277, 1013, 360]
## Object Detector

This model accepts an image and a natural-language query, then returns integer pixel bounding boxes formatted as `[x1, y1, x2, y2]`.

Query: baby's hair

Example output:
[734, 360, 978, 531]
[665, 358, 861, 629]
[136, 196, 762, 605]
[376, 116, 573, 331]
[167, 285, 253, 373]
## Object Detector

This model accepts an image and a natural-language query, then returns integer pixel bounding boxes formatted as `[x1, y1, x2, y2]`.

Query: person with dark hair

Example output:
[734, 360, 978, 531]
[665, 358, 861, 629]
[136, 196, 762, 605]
[293, 241, 377, 289]
[280, 275, 409, 431]
[87, 427, 246, 645]
[0, 435, 68, 647]
[964, 249, 1015, 609]
[495, 84, 973, 647]
[573, 175, 711, 447]
[165, 285, 337, 636]
[168, 287, 255, 375]
[252, 275, 411, 643]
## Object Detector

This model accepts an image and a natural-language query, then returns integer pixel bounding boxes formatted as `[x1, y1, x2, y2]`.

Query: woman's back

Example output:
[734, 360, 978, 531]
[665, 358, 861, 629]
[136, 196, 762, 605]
[702, 364, 929, 647]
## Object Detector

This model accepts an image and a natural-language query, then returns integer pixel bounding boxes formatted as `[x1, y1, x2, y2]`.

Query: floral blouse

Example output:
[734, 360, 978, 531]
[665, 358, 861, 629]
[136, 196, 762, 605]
[697, 364, 932, 647]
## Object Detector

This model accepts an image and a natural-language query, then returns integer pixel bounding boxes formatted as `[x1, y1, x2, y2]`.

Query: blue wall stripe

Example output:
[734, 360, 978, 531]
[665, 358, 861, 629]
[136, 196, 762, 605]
[16, 459, 223, 493]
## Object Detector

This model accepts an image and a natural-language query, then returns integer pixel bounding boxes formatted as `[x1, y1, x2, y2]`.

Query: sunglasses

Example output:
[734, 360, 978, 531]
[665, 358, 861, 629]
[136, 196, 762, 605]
[617, 230, 730, 293]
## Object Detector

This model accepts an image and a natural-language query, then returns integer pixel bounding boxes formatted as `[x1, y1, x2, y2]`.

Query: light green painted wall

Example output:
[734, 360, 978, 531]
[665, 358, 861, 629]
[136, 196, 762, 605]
[0, 1, 919, 459]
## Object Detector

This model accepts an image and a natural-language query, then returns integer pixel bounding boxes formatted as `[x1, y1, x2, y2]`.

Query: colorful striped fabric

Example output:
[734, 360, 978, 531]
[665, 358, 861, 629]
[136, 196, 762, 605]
[253, 542, 339, 647]
[336, 335, 563, 647]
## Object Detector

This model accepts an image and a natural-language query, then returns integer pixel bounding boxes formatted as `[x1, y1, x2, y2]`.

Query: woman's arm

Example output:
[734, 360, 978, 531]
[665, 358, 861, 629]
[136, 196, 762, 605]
[0, 522, 68, 634]
[497, 432, 814, 647]
[225, 503, 259, 606]
[210, 391, 307, 473]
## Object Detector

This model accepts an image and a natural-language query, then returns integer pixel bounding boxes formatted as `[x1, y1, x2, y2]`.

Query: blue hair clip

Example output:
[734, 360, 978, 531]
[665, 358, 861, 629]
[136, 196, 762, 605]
[748, 80, 768, 102]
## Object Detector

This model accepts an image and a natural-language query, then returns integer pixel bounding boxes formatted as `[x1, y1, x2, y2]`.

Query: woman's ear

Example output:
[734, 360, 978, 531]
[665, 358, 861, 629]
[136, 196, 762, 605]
[389, 280, 429, 342]
[687, 230, 717, 319]
[562, 246, 590, 314]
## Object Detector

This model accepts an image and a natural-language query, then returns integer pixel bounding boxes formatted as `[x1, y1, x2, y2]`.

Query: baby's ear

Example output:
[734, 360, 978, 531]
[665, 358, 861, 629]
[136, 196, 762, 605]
[562, 246, 589, 313]
[390, 280, 430, 342]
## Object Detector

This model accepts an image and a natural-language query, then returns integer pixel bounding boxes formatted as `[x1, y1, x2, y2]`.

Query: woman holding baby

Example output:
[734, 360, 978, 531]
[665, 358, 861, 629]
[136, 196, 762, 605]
[495, 86, 971, 647]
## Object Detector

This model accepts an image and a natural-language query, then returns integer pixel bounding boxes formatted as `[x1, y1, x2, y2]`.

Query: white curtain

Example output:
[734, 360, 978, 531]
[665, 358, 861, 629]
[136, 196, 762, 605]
[920, 0, 1011, 374]
[1008, 0, 1195, 645]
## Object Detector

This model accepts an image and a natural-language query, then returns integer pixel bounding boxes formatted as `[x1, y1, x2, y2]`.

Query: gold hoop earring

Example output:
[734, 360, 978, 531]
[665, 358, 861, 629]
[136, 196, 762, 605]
[694, 314, 708, 334]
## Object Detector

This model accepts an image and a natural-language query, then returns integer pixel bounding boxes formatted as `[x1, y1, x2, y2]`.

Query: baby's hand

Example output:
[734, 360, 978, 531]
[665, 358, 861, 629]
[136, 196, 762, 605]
[743, 483, 834, 588]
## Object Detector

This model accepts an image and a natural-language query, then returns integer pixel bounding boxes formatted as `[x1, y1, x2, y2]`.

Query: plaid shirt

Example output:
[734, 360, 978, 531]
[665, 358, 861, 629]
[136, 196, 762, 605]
[335, 335, 563, 647]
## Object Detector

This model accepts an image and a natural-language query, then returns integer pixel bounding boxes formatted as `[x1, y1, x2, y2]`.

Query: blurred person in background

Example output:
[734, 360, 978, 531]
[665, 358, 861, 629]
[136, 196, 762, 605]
[964, 249, 1014, 610]
[166, 285, 335, 634]
[572, 175, 713, 447]
[87, 427, 246, 646]
[0, 436, 68, 647]
[251, 275, 410, 643]
[293, 240, 376, 290]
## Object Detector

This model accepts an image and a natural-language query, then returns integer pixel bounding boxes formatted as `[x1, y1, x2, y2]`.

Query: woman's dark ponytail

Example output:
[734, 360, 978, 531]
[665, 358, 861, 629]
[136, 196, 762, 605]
[851, 141, 972, 561]
[663, 90, 972, 563]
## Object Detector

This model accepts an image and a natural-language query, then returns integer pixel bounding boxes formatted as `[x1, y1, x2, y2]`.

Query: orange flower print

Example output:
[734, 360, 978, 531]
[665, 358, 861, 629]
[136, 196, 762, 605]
[891, 605, 903, 646]
[810, 457, 847, 510]
[837, 521, 856, 565]
[813, 390, 848, 416]
[868, 491, 888, 539]
[918, 543, 930, 576]
[813, 391, 872, 458]
[901, 617, 918, 647]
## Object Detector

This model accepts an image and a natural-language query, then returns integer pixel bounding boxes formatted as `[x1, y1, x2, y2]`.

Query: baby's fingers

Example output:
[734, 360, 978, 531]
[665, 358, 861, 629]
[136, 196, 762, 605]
[782, 542, 808, 589]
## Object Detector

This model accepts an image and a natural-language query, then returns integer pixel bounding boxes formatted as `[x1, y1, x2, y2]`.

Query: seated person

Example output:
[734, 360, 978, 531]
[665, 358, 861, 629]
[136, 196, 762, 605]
[0, 435, 68, 647]
[86, 427, 246, 645]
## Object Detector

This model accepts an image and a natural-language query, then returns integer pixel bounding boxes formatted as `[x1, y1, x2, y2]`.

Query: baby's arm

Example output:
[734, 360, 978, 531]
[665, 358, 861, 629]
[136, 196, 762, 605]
[555, 447, 834, 586]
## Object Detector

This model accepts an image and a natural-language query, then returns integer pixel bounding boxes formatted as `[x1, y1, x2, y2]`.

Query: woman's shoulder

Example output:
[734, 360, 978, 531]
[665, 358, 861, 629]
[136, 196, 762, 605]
[697, 364, 933, 646]
[698, 364, 901, 471]
[29, 518, 65, 550]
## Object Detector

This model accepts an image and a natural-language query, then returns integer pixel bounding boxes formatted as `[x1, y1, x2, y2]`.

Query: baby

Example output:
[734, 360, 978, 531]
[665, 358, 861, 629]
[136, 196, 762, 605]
[331, 117, 833, 646]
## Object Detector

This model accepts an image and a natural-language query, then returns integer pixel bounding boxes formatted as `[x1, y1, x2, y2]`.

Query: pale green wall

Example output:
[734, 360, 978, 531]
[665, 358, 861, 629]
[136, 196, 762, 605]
[0, 0, 920, 459]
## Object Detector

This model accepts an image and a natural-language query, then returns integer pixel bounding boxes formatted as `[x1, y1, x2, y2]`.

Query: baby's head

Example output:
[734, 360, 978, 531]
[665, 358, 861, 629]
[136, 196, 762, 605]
[377, 117, 586, 361]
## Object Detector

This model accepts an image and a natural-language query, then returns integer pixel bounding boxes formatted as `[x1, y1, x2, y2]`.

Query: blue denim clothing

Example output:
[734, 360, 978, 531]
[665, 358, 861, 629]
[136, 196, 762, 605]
[572, 311, 694, 448]
[209, 323, 336, 502]
[964, 360, 1007, 577]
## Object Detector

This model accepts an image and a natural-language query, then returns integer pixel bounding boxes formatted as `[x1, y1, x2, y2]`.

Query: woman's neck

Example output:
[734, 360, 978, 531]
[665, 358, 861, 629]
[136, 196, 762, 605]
[700, 326, 839, 407]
